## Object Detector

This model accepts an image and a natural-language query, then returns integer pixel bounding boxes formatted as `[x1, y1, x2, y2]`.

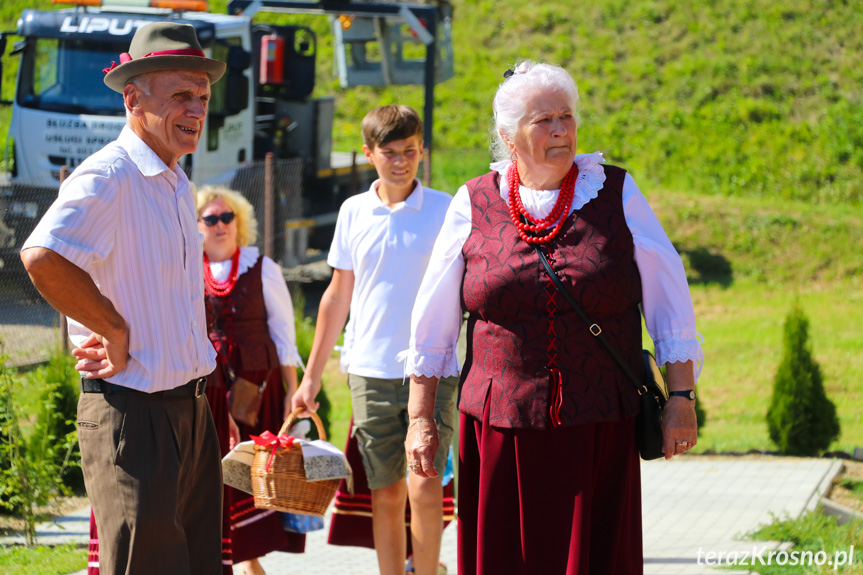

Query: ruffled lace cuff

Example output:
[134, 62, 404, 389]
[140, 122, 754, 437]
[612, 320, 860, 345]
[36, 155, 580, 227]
[654, 333, 705, 381]
[396, 348, 460, 379]
[278, 345, 306, 372]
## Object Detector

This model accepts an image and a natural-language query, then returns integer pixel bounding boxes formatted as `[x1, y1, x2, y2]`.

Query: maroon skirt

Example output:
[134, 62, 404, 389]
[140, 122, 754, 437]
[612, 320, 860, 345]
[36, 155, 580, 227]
[208, 372, 237, 573]
[458, 400, 643, 575]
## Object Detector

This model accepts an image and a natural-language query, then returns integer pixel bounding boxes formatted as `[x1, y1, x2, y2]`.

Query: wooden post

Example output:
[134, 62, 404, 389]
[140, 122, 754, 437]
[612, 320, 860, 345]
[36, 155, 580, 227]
[350, 149, 359, 196]
[421, 8, 436, 187]
[264, 152, 274, 259]
[423, 147, 432, 187]
[58, 166, 70, 352]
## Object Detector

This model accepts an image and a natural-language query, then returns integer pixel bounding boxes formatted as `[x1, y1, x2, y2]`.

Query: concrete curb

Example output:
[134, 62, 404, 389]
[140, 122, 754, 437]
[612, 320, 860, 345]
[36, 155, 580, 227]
[822, 498, 863, 526]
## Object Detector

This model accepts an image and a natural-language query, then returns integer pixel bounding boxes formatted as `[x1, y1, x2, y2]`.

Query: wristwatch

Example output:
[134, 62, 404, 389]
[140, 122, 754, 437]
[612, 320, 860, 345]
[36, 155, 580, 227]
[669, 390, 697, 401]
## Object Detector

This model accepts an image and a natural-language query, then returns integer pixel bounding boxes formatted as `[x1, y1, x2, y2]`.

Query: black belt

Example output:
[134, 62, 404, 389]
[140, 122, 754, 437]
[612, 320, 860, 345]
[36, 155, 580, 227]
[81, 377, 207, 398]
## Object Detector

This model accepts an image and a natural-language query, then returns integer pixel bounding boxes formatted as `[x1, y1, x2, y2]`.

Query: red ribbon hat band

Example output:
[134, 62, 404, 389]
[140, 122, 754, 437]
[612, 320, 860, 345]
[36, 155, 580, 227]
[102, 48, 207, 75]
[102, 22, 226, 93]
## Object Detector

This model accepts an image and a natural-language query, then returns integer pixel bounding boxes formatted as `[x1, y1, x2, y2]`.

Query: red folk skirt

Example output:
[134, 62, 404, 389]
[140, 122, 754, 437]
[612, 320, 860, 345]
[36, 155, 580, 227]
[458, 400, 643, 575]
[327, 418, 455, 553]
[210, 363, 306, 562]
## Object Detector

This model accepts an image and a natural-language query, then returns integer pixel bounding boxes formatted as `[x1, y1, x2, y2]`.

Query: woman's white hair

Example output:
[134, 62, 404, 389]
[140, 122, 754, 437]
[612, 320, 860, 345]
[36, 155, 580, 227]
[490, 60, 580, 161]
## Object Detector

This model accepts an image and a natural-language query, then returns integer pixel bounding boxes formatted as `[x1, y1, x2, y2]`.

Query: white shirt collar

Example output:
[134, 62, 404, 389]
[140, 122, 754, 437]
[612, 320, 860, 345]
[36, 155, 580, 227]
[117, 125, 185, 182]
[209, 245, 260, 281]
[366, 178, 424, 213]
[491, 152, 607, 211]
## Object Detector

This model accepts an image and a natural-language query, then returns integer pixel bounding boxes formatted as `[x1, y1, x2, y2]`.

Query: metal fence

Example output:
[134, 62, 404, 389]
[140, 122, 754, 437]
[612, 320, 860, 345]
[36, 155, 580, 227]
[228, 156, 306, 267]
[0, 156, 309, 367]
[0, 181, 64, 367]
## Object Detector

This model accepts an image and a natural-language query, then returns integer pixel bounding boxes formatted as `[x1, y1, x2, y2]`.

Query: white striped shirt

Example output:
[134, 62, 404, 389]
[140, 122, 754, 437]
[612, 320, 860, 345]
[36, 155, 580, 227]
[23, 126, 216, 392]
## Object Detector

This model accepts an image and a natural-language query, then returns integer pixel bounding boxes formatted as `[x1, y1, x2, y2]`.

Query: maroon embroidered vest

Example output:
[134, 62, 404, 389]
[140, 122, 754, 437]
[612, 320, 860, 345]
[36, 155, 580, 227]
[459, 165, 643, 429]
[206, 255, 279, 374]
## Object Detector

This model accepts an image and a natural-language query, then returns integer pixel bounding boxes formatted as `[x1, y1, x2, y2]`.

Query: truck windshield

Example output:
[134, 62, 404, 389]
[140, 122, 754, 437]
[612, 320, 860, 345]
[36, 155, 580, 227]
[18, 37, 126, 115]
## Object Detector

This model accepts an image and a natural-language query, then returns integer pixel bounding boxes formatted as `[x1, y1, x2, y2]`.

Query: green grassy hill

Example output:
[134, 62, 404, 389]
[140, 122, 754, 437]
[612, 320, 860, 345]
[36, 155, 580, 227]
[279, 0, 863, 203]
[331, 0, 863, 204]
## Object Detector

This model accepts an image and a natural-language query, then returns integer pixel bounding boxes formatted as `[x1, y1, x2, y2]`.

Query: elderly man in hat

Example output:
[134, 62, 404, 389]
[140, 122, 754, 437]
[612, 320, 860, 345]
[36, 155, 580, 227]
[21, 22, 226, 575]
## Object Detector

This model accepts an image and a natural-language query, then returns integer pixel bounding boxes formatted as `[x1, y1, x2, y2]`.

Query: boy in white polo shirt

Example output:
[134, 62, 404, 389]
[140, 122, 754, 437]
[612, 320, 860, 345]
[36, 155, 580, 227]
[293, 105, 455, 575]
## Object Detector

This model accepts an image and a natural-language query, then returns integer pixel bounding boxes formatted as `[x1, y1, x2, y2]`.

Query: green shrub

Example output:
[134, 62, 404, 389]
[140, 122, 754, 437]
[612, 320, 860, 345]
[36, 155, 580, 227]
[293, 310, 331, 440]
[766, 304, 840, 456]
[0, 355, 21, 514]
[746, 509, 863, 575]
[314, 384, 332, 441]
[695, 397, 707, 430]
[24, 350, 82, 491]
[0, 354, 75, 545]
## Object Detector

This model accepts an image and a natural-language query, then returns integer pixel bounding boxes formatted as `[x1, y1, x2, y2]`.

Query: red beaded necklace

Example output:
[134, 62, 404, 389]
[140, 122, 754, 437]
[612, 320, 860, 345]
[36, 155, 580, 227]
[203, 248, 241, 297]
[508, 162, 578, 244]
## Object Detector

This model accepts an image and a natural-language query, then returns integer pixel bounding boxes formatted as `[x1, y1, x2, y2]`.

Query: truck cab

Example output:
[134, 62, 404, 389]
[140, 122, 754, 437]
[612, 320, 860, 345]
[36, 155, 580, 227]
[6, 7, 254, 186]
[0, 4, 269, 279]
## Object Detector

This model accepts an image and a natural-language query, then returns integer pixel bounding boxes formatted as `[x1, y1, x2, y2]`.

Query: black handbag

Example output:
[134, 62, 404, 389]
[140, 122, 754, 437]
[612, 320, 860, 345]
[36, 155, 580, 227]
[533, 245, 668, 460]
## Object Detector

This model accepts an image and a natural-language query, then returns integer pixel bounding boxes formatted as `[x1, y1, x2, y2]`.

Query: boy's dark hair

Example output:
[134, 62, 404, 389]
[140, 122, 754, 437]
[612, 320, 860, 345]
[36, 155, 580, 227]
[361, 105, 423, 149]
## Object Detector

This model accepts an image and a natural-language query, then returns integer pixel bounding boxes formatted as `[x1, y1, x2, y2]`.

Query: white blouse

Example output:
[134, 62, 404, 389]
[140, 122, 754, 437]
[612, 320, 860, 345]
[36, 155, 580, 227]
[210, 246, 303, 368]
[402, 152, 704, 380]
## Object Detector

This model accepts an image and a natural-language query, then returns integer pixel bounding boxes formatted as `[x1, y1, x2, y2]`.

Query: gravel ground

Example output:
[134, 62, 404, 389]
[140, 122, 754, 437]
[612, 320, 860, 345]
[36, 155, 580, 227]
[0, 283, 62, 367]
[828, 459, 863, 513]
[0, 495, 88, 537]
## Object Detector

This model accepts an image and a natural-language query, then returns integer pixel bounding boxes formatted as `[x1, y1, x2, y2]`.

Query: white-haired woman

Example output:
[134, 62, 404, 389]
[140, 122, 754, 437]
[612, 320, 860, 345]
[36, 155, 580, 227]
[403, 61, 704, 574]
[197, 186, 305, 575]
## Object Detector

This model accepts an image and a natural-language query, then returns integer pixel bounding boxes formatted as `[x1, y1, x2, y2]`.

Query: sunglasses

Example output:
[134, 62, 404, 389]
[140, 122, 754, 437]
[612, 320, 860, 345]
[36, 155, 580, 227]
[200, 212, 235, 227]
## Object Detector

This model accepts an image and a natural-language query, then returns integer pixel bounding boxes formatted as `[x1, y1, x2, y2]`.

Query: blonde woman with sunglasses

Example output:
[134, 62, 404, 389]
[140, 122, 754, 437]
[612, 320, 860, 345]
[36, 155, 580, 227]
[197, 185, 306, 575]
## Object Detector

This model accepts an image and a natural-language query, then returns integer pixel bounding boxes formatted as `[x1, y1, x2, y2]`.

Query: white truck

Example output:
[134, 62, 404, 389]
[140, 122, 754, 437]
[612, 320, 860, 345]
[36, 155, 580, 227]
[0, 0, 452, 277]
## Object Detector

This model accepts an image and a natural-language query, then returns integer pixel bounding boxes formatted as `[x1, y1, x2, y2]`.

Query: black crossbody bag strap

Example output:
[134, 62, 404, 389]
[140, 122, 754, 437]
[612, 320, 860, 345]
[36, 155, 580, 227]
[533, 244, 646, 395]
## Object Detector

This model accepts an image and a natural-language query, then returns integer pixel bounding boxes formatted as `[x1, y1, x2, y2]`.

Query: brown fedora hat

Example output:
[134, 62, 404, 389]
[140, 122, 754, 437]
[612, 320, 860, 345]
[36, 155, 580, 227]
[103, 21, 226, 93]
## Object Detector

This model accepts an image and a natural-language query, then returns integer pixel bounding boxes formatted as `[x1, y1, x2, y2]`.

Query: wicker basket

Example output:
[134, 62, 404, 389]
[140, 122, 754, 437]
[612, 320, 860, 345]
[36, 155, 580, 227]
[250, 409, 340, 516]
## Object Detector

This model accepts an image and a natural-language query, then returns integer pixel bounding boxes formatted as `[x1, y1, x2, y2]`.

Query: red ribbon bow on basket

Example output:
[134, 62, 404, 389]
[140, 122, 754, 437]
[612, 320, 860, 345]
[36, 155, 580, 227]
[251, 431, 296, 472]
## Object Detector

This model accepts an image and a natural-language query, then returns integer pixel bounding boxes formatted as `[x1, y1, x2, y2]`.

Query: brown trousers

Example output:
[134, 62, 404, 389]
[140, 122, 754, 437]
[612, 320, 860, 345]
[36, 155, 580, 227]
[77, 390, 223, 575]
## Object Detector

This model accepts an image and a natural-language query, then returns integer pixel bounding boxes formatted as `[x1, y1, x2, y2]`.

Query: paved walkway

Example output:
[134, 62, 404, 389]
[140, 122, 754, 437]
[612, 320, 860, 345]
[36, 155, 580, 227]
[641, 456, 840, 575]
[1, 456, 842, 575]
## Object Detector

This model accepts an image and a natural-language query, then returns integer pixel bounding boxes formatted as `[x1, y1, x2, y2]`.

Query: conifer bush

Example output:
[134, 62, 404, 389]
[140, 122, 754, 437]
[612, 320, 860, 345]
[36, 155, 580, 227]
[766, 304, 840, 456]
[294, 309, 331, 440]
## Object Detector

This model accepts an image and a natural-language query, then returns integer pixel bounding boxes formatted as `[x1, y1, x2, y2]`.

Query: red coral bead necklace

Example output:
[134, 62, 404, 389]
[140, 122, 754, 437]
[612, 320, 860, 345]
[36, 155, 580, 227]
[204, 248, 241, 296]
[508, 161, 578, 244]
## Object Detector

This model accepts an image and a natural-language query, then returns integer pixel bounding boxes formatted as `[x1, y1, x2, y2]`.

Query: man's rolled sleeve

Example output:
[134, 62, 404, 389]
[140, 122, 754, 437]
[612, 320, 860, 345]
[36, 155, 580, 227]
[22, 169, 119, 273]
